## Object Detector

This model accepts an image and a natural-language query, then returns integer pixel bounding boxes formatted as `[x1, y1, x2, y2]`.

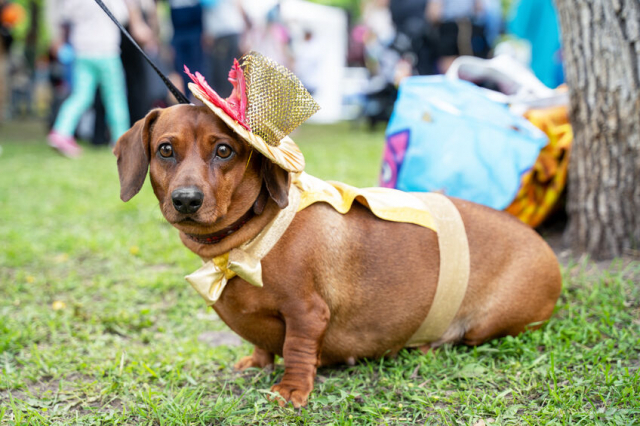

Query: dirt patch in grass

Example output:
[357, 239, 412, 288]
[198, 331, 243, 347]
[1, 372, 95, 399]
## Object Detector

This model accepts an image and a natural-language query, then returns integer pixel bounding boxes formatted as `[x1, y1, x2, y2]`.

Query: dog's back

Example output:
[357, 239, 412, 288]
[255, 196, 561, 364]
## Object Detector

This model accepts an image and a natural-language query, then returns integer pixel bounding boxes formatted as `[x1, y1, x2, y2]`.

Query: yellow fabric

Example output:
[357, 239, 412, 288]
[185, 184, 301, 305]
[184, 251, 255, 303]
[505, 104, 572, 227]
[404, 193, 470, 346]
[292, 172, 437, 232]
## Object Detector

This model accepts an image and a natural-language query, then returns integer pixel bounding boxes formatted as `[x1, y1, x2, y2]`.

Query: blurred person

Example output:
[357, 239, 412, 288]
[293, 29, 321, 96]
[167, 0, 203, 93]
[362, 0, 395, 71]
[508, 0, 563, 89]
[47, 0, 130, 158]
[389, 0, 437, 76]
[243, 5, 293, 70]
[363, 0, 400, 82]
[426, 0, 485, 73]
[93, 0, 160, 146]
[46, 39, 73, 130]
[359, 0, 402, 128]
[121, 0, 163, 123]
[0, 0, 24, 124]
[202, 0, 248, 98]
[10, 53, 32, 118]
[478, 0, 501, 48]
[0, 3, 9, 125]
[348, 21, 366, 67]
[364, 0, 395, 49]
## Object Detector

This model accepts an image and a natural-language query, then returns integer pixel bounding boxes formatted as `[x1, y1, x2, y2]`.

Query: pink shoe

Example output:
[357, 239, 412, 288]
[47, 131, 82, 158]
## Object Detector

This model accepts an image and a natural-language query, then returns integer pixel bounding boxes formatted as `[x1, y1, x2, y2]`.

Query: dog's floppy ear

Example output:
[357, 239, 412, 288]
[113, 109, 160, 202]
[261, 156, 290, 209]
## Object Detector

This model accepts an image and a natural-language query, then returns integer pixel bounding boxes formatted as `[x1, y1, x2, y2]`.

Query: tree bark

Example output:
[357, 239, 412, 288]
[556, 0, 640, 259]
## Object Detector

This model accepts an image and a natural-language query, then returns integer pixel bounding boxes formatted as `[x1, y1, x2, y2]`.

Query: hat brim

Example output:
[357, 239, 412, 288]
[189, 83, 305, 173]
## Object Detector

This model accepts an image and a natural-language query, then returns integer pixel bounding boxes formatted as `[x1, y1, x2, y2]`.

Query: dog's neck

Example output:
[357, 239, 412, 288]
[183, 187, 268, 246]
[179, 194, 283, 261]
[183, 207, 256, 245]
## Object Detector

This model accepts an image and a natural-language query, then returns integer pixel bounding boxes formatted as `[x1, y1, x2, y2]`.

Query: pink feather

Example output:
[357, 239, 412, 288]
[184, 65, 251, 130]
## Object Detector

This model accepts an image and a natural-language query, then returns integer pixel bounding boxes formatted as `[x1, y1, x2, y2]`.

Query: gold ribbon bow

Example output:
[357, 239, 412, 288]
[185, 250, 263, 304]
[184, 185, 301, 305]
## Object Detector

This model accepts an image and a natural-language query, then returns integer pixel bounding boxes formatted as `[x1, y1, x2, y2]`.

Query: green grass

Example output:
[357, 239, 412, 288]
[1, 120, 639, 425]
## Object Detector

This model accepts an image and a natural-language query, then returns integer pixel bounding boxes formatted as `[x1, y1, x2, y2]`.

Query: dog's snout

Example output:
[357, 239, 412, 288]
[171, 187, 204, 214]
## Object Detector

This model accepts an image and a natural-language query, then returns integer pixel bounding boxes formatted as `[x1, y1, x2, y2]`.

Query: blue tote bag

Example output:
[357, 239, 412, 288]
[380, 76, 548, 211]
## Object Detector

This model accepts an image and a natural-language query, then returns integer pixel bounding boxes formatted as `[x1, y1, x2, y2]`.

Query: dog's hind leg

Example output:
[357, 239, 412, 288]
[235, 346, 275, 371]
[460, 251, 561, 347]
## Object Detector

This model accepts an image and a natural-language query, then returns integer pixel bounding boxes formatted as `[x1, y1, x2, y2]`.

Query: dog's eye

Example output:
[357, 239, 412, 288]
[159, 143, 173, 158]
[216, 144, 233, 159]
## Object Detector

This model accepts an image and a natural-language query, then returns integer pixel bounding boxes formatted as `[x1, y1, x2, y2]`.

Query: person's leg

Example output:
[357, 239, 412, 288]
[172, 34, 189, 93]
[92, 88, 110, 145]
[53, 57, 99, 137]
[49, 57, 99, 157]
[436, 22, 460, 74]
[121, 32, 150, 123]
[97, 56, 130, 142]
[211, 33, 241, 97]
[175, 30, 203, 91]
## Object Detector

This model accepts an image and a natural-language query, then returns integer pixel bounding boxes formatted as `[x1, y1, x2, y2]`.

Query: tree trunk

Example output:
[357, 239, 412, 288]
[556, 0, 640, 259]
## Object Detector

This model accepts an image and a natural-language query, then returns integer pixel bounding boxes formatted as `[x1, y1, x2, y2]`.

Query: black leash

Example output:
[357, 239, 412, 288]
[93, 0, 191, 104]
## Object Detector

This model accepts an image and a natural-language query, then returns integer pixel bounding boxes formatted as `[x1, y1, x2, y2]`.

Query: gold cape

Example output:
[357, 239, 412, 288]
[293, 173, 437, 232]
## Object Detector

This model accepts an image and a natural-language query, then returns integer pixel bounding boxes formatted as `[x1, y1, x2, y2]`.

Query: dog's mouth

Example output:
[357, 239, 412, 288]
[178, 217, 199, 224]
[169, 185, 268, 245]
[184, 206, 255, 244]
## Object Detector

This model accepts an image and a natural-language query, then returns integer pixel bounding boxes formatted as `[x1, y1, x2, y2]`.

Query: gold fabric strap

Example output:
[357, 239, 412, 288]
[405, 193, 470, 347]
[185, 184, 301, 305]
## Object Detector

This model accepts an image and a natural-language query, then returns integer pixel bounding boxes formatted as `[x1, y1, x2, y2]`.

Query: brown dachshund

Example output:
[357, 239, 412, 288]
[114, 104, 562, 407]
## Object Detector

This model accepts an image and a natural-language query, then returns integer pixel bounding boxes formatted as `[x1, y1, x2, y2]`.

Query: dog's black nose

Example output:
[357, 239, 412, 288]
[171, 187, 204, 214]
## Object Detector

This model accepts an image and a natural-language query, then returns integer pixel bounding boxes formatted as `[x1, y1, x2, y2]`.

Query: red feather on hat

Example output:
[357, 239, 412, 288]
[184, 62, 250, 131]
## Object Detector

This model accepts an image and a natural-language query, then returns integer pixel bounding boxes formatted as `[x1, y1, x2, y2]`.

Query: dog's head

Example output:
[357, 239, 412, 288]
[114, 105, 290, 237]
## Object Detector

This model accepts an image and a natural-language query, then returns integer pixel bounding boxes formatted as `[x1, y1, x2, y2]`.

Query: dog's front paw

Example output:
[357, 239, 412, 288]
[270, 381, 312, 408]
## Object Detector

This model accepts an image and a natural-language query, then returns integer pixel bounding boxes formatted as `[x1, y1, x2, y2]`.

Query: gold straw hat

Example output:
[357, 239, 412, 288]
[185, 51, 320, 173]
